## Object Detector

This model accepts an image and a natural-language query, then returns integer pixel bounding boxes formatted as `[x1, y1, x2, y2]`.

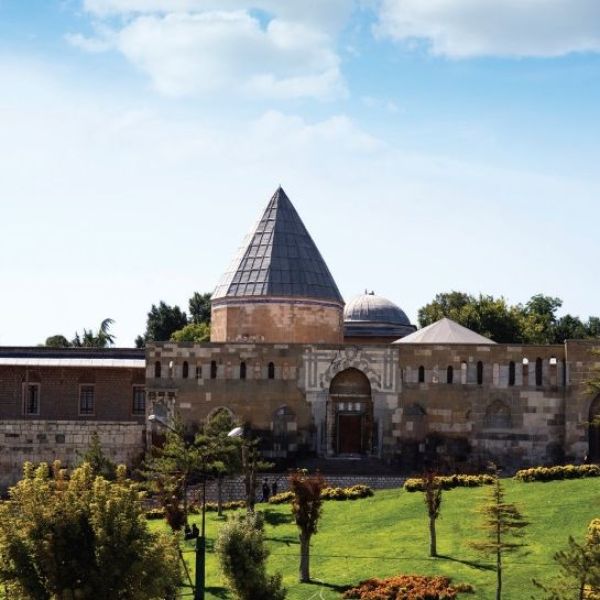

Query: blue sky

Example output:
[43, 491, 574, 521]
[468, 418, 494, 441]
[1, 0, 600, 345]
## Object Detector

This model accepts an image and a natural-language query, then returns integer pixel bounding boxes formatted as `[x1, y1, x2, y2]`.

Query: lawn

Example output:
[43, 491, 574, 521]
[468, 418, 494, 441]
[155, 478, 600, 600]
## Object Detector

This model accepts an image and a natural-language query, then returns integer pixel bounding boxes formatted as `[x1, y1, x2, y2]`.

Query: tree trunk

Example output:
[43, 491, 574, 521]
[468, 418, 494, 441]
[299, 533, 311, 583]
[496, 530, 502, 600]
[429, 516, 437, 557]
[217, 475, 223, 517]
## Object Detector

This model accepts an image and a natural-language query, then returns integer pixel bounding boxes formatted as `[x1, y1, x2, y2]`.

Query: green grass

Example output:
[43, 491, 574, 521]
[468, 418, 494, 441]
[155, 478, 600, 600]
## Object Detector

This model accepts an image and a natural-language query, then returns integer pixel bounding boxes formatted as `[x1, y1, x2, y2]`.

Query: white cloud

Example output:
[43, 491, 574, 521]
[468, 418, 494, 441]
[70, 1, 351, 99]
[114, 11, 344, 98]
[376, 0, 600, 58]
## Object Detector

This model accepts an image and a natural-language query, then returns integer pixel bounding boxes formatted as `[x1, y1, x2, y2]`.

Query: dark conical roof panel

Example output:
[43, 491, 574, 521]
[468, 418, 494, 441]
[212, 188, 343, 304]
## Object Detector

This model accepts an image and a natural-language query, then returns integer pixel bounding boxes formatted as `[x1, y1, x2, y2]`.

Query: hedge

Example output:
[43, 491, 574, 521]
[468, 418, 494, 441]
[268, 484, 374, 505]
[403, 474, 494, 492]
[514, 464, 600, 482]
[342, 575, 474, 599]
[145, 500, 246, 520]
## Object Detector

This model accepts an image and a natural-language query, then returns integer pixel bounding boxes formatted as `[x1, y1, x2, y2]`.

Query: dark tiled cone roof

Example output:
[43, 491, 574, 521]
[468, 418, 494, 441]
[212, 187, 343, 304]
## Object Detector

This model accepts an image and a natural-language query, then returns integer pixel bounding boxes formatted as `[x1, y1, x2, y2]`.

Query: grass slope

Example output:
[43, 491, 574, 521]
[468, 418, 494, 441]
[153, 478, 600, 600]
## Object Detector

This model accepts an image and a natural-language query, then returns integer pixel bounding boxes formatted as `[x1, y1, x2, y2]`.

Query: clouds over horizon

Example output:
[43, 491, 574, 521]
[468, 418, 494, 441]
[376, 0, 600, 58]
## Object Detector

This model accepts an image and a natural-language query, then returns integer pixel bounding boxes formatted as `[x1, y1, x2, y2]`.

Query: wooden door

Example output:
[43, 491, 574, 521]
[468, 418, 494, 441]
[338, 414, 362, 454]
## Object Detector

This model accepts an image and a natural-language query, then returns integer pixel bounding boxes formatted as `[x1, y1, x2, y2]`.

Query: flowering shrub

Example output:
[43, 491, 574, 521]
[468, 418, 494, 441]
[269, 484, 373, 504]
[342, 575, 474, 599]
[404, 474, 494, 492]
[514, 464, 600, 482]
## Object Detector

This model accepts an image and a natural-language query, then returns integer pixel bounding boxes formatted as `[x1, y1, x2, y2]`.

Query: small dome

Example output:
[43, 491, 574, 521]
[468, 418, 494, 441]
[344, 292, 412, 326]
[343, 292, 416, 341]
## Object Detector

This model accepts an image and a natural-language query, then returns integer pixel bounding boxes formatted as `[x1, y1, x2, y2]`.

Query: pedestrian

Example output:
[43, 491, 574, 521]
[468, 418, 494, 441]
[271, 479, 278, 497]
[261, 478, 270, 502]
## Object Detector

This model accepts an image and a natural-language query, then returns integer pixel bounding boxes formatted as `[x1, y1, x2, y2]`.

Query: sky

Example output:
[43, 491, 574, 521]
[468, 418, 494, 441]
[1, 0, 600, 346]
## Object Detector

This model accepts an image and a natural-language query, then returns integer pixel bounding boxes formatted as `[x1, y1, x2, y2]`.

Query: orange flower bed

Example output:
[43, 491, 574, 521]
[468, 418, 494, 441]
[342, 575, 474, 599]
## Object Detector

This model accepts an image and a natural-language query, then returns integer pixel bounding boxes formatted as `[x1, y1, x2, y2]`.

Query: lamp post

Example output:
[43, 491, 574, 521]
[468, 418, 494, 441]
[148, 414, 206, 600]
[227, 426, 254, 512]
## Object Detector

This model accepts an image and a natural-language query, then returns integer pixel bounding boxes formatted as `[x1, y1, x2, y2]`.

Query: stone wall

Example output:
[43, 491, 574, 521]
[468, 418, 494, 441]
[0, 420, 146, 488]
[211, 298, 343, 344]
[188, 473, 405, 503]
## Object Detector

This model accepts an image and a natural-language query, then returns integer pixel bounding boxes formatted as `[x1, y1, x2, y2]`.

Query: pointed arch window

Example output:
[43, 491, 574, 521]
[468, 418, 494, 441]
[182, 361, 189, 379]
[535, 357, 543, 386]
[154, 361, 161, 379]
[210, 360, 217, 380]
[240, 361, 246, 380]
[447, 366, 454, 384]
[418, 365, 425, 383]
[477, 361, 483, 385]
[508, 361, 516, 386]
[268, 362, 275, 380]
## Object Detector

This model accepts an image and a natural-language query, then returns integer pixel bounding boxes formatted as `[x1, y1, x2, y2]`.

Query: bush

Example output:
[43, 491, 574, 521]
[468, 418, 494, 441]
[146, 500, 246, 520]
[342, 575, 474, 599]
[404, 474, 494, 492]
[215, 512, 286, 600]
[269, 484, 373, 504]
[514, 464, 600, 483]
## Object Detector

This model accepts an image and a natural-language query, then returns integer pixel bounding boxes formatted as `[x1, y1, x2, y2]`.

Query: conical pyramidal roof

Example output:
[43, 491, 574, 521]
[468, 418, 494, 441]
[393, 317, 496, 345]
[212, 188, 343, 304]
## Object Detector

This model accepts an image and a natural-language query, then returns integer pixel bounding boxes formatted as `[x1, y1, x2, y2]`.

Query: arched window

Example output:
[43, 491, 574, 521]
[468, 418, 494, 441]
[477, 361, 483, 385]
[485, 400, 512, 429]
[447, 366, 454, 384]
[240, 361, 246, 380]
[535, 357, 543, 386]
[210, 360, 217, 380]
[508, 361, 515, 386]
[182, 361, 189, 379]
[268, 362, 275, 380]
[154, 361, 161, 378]
[418, 365, 425, 383]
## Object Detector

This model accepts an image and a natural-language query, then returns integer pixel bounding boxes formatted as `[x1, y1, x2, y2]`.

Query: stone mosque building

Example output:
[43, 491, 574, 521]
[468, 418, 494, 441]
[1, 188, 599, 485]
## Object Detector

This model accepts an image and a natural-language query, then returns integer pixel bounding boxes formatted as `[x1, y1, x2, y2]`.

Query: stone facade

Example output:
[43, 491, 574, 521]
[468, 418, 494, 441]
[146, 339, 600, 472]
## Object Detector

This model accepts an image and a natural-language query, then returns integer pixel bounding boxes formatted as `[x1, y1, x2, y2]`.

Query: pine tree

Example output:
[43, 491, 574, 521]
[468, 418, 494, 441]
[470, 466, 528, 600]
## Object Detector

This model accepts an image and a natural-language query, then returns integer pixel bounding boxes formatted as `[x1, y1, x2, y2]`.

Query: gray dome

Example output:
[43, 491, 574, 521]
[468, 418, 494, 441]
[344, 293, 411, 326]
[343, 293, 416, 340]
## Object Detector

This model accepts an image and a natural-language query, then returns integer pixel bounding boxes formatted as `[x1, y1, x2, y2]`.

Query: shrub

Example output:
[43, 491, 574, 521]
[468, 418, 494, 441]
[215, 512, 286, 600]
[404, 474, 494, 492]
[269, 485, 373, 504]
[146, 500, 246, 520]
[514, 464, 600, 483]
[342, 575, 474, 599]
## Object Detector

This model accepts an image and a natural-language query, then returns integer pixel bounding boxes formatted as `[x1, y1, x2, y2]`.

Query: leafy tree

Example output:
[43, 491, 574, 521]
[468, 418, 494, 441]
[189, 291, 212, 325]
[204, 408, 240, 516]
[78, 431, 116, 480]
[215, 511, 286, 600]
[170, 322, 211, 343]
[289, 470, 326, 583]
[44, 334, 71, 347]
[237, 435, 273, 514]
[0, 461, 180, 599]
[470, 466, 528, 600]
[418, 291, 600, 344]
[422, 471, 443, 557]
[140, 301, 188, 343]
[71, 318, 116, 348]
[143, 420, 204, 531]
[533, 519, 600, 599]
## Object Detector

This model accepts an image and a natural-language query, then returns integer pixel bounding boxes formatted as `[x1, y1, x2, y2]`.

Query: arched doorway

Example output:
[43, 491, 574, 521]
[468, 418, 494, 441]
[589, 396, 600, 461]
[328, 368, 373, 456]
[272, 406, 297, 456]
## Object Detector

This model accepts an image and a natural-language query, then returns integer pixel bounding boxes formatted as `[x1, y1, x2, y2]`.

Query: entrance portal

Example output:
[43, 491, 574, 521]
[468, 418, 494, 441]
[328, 368, 373, 456]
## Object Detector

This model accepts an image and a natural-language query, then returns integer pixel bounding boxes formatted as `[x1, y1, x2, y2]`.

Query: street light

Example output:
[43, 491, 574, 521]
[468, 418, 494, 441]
[148, 414, 206, 600]
[227, 426, 255, 512]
